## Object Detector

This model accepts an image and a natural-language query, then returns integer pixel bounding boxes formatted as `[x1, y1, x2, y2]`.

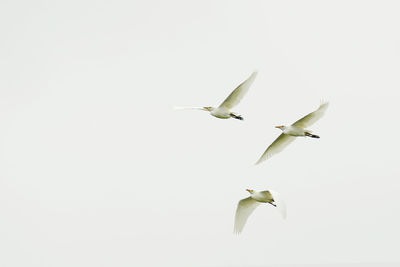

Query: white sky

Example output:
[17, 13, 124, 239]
[1, 0, 399, 266]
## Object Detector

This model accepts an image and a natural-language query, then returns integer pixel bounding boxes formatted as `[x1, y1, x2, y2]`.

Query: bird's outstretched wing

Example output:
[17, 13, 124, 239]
[234, 197, 260, 234]
[266, 190, 287, 219]
[292, 101, 329, 128]
[219, 71, 257, 109]
[255, 133, 296, 164]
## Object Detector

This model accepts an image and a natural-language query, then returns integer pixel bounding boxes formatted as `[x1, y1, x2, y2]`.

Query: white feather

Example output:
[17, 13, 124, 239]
[269, 190, 287, 219]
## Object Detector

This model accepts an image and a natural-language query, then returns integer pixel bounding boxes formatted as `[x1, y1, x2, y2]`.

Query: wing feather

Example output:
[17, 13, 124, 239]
[255, 134, 296, 164]
[267, 190, 287, 219]
[292, 101, 329, 128]
[219, 72, 257, 109]
[234, 197, 260, 234]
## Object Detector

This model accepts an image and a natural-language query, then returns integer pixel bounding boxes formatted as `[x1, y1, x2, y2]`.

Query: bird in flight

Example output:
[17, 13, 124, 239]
[256, 101, 329, 164]
[234, 189, 286, 234]
[175, 71, 257, 120]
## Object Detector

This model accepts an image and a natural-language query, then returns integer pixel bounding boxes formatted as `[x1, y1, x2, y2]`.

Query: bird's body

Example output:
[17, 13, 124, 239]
[280, 125, 310, 136]
[175, 71, 257, 120]
[234, 189, 286, 234]
[210, 107, 231, 119]
[256, 101, 329, 164]
[249, 190, 274, 203]
[278, 125, 319, 138]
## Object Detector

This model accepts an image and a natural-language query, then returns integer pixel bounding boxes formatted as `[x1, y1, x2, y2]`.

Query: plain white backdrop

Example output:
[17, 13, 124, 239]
[0, 0, 399, 266]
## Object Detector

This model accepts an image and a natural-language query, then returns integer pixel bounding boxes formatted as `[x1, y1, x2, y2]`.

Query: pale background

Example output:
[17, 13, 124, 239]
[0, 0, 399, 266]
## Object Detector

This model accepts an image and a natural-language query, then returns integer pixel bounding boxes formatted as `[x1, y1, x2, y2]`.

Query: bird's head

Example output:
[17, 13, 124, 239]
[275, 125, 286, 131]
[203, 106, 213, 111]
[246, 189, 254, 194]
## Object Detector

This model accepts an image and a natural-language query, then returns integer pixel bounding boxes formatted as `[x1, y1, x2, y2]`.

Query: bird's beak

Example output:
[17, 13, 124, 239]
[275, 125, 282, 129]
[246, 189, 251, 193]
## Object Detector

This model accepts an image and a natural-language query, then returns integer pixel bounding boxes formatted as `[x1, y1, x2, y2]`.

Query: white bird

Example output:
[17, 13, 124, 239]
[234, 189, 286, 234]
[256, 101, 329, 164]
[174, 71, 257, 120]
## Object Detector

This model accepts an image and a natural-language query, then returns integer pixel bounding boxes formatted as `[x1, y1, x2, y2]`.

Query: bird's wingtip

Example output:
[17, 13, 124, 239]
[233, 230, 241, 235]
[320, 99, 329, 106]
[250, 71, 258, 80]
[255, 155, 269, 165]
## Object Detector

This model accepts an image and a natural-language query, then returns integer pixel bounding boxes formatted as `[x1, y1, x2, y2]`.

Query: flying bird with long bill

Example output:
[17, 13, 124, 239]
[174, 71, 257, 120]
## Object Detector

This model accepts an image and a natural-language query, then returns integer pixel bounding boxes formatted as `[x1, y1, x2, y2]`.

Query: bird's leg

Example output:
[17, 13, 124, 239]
[268, 202, 277, 207]
[305, 132, 320, 138]
[230, 113, 244, 120]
